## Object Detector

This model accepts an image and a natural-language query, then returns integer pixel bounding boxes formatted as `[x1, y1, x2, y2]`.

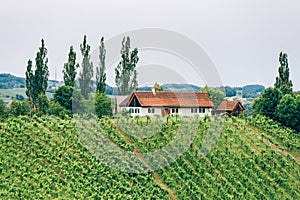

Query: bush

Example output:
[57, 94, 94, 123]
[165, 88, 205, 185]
[9, 100, 30, 117]
[95, 92, 113, 118]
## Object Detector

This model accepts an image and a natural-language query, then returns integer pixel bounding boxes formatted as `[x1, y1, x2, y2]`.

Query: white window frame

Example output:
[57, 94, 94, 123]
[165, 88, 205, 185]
[199, 108, 205, 113]
[191, 108, 197, 113]
[171, 108, 179, 114]
[148, 108, 155, 113]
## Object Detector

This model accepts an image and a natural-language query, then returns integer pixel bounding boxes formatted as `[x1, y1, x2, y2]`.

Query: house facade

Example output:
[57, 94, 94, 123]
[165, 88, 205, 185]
[119, 91, 214, 117]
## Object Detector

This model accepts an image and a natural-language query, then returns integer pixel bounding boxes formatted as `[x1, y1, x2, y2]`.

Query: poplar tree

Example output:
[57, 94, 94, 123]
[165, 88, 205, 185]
[274, 52, 293, 94]
[115, 36, 139, 95]
[63, 46, 79, 87]
[25, 39, 49, 114]
[96, 37, 106, 93]
[78, 35, 94, 99]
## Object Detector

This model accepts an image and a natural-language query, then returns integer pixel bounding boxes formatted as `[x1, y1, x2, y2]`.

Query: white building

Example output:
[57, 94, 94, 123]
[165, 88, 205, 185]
[119, 90, 214, 117]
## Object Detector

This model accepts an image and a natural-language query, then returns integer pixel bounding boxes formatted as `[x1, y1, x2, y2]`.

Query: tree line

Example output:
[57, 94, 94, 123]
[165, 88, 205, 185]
[0, 35, 139, 119]
[253, 52, 300, 132]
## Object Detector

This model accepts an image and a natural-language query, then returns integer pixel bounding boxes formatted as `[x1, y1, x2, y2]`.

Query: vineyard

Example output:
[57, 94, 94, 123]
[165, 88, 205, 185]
[0, 114, 299, 199]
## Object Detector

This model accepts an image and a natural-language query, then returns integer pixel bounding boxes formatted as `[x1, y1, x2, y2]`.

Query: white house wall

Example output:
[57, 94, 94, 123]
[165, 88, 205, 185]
[122, 107, 212, 117]
[175, 108, 211, 117]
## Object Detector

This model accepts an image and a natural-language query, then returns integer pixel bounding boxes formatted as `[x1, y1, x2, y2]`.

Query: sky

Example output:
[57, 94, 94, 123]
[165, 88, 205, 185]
[0, 0, 299, 90]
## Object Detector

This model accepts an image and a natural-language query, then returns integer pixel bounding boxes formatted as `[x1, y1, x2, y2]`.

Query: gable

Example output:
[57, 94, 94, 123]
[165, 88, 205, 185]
[128, 96, 141, 107]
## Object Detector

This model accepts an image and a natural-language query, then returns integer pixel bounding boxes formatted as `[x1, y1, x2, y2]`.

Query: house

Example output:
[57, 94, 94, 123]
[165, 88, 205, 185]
[216, 101, 245, 116]
[115, 95, 130, 114]
[119, 90, 214, 117]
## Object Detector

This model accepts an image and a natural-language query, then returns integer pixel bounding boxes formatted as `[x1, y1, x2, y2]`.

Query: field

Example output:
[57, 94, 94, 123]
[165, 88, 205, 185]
[0, 88, 53, 103]
[0, 115, 299, 199]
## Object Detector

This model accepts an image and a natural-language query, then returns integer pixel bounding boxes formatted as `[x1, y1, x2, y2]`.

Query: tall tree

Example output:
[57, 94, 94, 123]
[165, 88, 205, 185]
[275, 94, 298, 130]
[96, 37, 106, 93]
[201, 85, 225, 110]
[153, 82, 163, 92]
[25, 39, 49, 113]
[63, 46, 79, 87]
[79, 35, 94, 99]
[252, 87, 282, 120]
[274, 52, 293, 94]
[115, 36, 139, 95]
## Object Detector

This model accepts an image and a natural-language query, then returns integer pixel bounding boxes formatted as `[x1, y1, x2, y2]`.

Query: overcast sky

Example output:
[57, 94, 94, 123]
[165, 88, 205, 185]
[0, 0, 299, 90]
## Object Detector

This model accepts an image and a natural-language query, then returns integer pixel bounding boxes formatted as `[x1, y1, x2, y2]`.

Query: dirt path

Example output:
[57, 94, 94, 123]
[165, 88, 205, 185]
[112, 121, 179, 200]
[263, 138, 300, 163]
[153, 172, 179, 200]
[246, 123, 300, 163]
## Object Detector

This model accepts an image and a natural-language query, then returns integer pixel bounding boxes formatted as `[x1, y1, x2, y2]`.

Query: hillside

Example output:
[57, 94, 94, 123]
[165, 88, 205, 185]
[1, 73, 265, 96]
[0, 115, 299, 199]
[0, 73, 25, 89]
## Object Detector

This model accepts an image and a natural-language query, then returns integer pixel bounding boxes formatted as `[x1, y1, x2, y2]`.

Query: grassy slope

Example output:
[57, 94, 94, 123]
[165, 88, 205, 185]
[0, 115, 299, 199]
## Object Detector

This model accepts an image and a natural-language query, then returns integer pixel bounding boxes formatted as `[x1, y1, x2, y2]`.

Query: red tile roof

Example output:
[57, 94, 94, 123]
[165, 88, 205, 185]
[216, 101, 245, 111]
[120, 91, 214, 107]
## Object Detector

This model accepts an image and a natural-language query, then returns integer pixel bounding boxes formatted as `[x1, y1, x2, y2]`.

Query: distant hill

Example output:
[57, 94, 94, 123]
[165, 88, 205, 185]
[0, 73, 265, 98]
[138, 84, 201, 92]
[0, 73, 59, 90]
[0, 73, 25, 89]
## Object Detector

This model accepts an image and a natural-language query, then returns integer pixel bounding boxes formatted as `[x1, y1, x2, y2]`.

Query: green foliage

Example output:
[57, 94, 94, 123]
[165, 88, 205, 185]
[0, 115, 169, 199]
[250, 115, 300, 150]
[115, 36, 139, 95]
[253, 53, 298, 131]
[275, 94, 300, 131]
[201, 85, 225, 110]
[224, 86, 236, 97]
[96, 37, 106, 93]
[70, 89, 84, 115]
[95, 92, 113, 118]
[49, 101, 72, 119]
[78, 35, 94, 99]
[296, 94, 300, 131]
[253, 87, 282, 120]
[0, 97, 8, 119]
[25, 39, 50, 112]
[80, 95, 95, 116]
[241, 85, 265, 98]
[274, 52, 293, 94]
[1, 115, 300, 199]
[53, 86, 73, 111]
[153, 82, 163, 92]
[35, 94, 49, 116]
[9, 100, 30, 117]
[63, 46, 79, 87]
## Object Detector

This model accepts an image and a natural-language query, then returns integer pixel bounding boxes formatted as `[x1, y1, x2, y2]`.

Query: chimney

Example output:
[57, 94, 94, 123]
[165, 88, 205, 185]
[152, 87, 156, 95]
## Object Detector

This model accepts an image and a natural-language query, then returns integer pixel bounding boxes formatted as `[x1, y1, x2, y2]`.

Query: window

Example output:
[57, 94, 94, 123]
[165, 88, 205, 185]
[148, 108, 155, 113]
[191, 108, 197, 113]
[171, 108, 178, 113]
[129, 108, 134, 113]
[135, 108, 140, 113]
[199, 108, 205, 113]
